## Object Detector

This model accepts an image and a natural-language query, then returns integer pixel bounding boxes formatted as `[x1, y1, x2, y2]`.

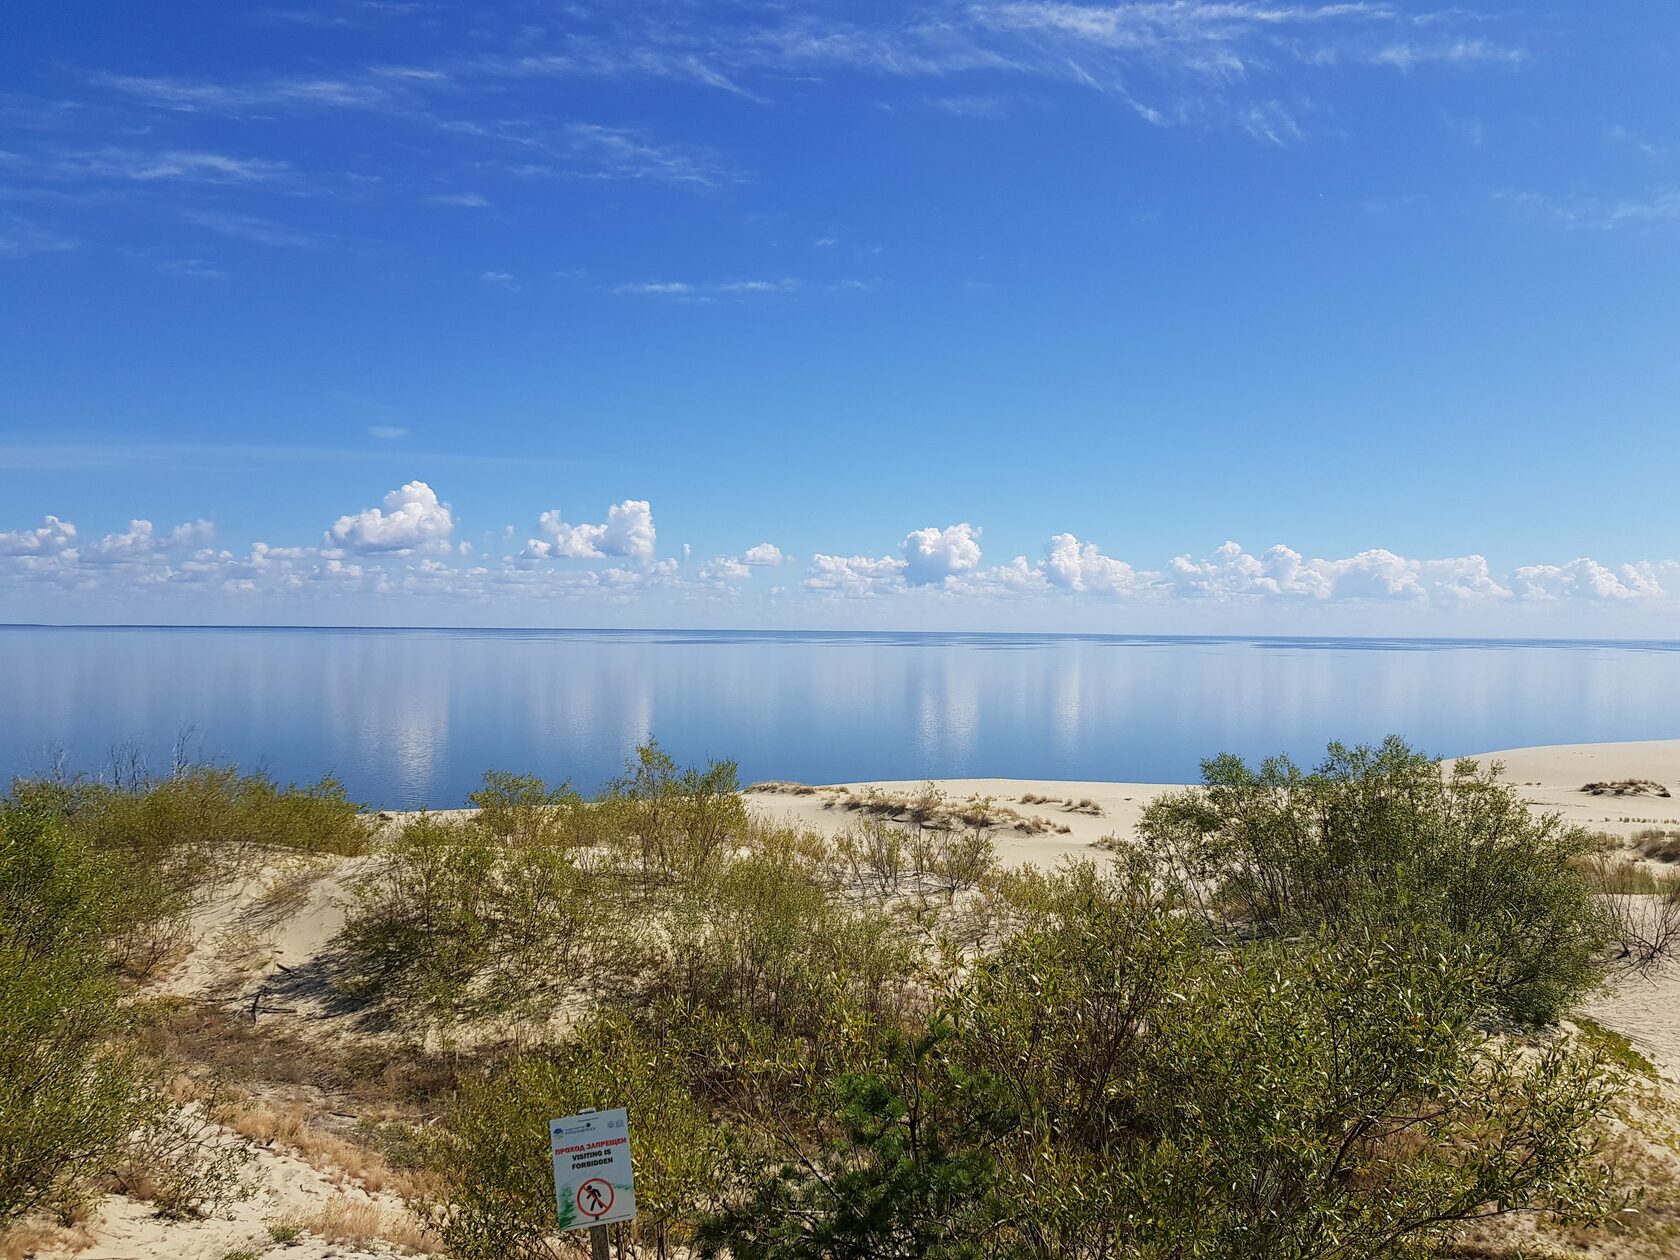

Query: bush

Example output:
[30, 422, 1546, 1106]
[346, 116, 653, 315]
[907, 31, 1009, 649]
[337, 814, 611, 1027]
[1138, 737, 1613, 1024]
[13, 765, 373, 976]
[703, 860, 1627, 1258]
[420, 1018, 731, 1260]
[697, 1028, 1016, 1260]
[1632, 827, 1680, 863]
[469, 772, 584, 849]
[604, 741, 748, 881]
[0, 805, 157, 1222]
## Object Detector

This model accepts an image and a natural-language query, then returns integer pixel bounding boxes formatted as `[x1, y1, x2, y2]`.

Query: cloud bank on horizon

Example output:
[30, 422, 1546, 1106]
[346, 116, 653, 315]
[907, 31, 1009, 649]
[3, 3, 1675, 635]
[2, 482, 1673, 630]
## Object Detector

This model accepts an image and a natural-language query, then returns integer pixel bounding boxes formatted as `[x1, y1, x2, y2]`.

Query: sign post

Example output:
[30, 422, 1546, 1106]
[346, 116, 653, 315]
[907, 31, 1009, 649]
[550, 1108, 636, 1258]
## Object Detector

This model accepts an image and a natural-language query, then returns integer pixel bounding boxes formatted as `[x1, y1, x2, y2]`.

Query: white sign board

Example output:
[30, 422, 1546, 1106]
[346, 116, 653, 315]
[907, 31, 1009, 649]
[550, 1108, 637, 1231]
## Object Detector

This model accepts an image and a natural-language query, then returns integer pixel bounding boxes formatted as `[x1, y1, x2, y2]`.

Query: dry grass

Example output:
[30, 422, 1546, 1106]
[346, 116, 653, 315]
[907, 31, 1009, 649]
[300, 1196, 436, 1256]
[747, 781, 819, 796]
[1584, 779, 1673, 798]
[0, 1220, 94, 1260]
[836, 785, 1064, 836]
[226, 1096, 425, 1199]
[1633, 829, 1680, 863]
[1019, 793, 1104, 816]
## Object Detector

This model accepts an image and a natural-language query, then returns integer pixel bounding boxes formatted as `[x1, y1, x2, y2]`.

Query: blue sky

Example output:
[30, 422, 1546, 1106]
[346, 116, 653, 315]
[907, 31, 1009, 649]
[2, 1, 1677, 633]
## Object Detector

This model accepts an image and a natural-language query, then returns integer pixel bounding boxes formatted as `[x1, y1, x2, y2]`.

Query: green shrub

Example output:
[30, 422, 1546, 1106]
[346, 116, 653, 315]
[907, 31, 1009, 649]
[659, 843, 917, 1052]
[267, 1217, 304, 1242]
[420, 1017, 732, 1260]
[697, 1027, 1017, 1260]
[604, 740, 748, 881]
[469, 771, 584, 848]
[0, 805, 158, 1222]
[703, 860, 1626, 1258]
[337, 814, 611, 1026]
[12, 765, 373, 976]
[1139, 737, 1613, 1024]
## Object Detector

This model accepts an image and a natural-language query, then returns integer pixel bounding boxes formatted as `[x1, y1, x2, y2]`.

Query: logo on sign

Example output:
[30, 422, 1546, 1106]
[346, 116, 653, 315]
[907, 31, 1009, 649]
[577, 1178, 614, 1219]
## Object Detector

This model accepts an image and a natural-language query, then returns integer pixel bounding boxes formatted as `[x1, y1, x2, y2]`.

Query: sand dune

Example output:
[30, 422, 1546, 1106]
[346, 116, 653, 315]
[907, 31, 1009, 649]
[20, 737, 1680, 1259]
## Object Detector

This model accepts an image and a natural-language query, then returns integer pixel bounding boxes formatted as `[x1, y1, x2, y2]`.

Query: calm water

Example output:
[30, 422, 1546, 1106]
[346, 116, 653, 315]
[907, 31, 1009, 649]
[2, 626, 1679, 809]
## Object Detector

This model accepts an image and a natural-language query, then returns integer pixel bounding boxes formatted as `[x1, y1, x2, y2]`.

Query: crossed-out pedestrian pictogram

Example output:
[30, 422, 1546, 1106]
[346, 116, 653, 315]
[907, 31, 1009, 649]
[577, 1178, 614, 1219]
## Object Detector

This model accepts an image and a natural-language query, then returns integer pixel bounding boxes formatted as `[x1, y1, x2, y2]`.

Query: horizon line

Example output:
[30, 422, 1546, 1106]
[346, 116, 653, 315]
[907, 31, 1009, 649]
[3, 621, 1680, 649]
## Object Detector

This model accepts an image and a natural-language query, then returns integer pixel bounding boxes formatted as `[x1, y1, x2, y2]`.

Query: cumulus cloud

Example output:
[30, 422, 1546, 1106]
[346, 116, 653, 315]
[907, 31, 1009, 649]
[7, 498, 1680, 622]
[1166, 541, 1515, 602]
[329, 481, 453, 552]
[525, 499, 656, 563]
[1512, 558, 1665, 601]
[699, 556, 752, 582]
[0, 515, 77, 556]
[85, 518, 216, 562]
[901, 523, 982, 585]
[1043, 533, 1150, 595]
[803, 553, 906, 596]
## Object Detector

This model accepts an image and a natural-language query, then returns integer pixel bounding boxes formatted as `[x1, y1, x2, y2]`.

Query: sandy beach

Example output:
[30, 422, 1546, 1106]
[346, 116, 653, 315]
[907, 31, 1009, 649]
[747, 737, 1680, 859]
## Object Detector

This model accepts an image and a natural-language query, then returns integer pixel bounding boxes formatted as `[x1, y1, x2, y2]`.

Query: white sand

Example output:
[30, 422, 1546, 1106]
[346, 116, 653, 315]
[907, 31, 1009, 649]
[748, 777, 1184, 868]
[1460, 738, 1680, 838]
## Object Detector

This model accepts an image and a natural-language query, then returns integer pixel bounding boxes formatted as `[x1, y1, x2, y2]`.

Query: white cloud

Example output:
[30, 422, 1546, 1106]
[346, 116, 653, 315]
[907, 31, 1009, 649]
[803, 553, 906, 596]
[368, 425, 408, 440]
[1512, 558, 1666, 601]
[1044, 533, 1151, 595]
[901, 523, 982, 585]
[1168, 541, 1512, 601]
[614, 281, 697, 296]
[329, 481, 454, 553]
[181, 209, 320, 248]
[0, 515, 76, 556]
[57, 148, 291, 183]
[613, 278, 798, 298]
[84, 518, 215, 563]
[526, 499, 656, 563]
[9, 495, 1680, 624]
[699, 556, 752, 582]
[0, 216, 78, 259]
[1500, 188, 1680, 232]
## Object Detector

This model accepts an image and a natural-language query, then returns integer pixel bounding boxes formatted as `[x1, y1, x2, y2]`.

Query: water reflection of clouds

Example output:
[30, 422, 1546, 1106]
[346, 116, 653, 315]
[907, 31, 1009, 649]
[4, 628, 1680, 807]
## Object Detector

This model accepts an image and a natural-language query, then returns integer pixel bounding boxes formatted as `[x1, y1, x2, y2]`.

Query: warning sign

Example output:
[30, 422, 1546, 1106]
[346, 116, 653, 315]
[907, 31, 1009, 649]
[577, 1178, 614, 1217]
[550, 1109, 636, 1231]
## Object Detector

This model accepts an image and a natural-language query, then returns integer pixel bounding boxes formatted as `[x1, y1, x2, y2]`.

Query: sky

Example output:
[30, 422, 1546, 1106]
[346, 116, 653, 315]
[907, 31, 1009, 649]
[1, 0, 1677, 634]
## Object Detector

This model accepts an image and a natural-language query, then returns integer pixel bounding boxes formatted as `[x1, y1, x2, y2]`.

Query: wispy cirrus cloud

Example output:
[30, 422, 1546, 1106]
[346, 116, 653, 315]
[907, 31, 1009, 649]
[4, 146, 292, 185]
[92, 70, 410, 114]
[1498, 188, 1680, 230]
[437, 118, 739, 187]
[180, 208, 323, 247]
[0, 214, 78, 258]
[79, 2, 1523, 149]
[613, 276, 798, 300]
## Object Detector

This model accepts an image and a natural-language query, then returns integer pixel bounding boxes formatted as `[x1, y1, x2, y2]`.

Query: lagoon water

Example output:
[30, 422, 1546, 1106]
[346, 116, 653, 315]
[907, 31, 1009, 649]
[2, 626, 1679, 809]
